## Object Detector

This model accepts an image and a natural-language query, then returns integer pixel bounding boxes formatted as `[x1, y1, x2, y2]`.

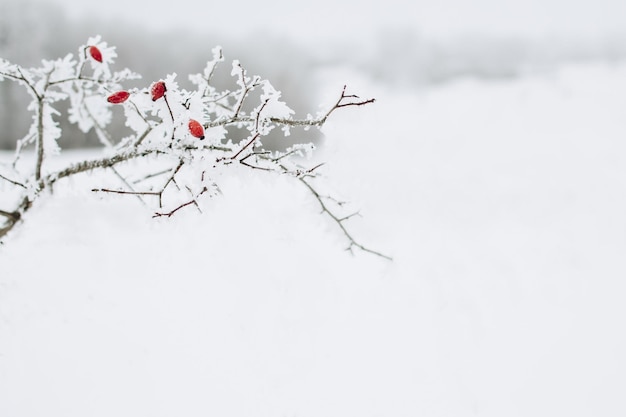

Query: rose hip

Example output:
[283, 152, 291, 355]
[188, 119, 205, 139]
[107, 91, 130, 104]
[89, 46, 103, 63]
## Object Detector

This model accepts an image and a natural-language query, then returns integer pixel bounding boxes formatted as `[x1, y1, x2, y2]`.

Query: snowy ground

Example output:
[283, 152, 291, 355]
[2, 61, 626, 416]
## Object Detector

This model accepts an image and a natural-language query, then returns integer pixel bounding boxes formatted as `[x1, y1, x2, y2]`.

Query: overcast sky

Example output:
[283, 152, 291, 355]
[49, 0, 626, 42]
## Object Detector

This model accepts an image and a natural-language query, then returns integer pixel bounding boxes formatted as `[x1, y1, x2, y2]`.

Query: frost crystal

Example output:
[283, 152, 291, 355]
[0, 59, 18, 81]
[260, 81, 294, 119]
[0, 37, 383, 258]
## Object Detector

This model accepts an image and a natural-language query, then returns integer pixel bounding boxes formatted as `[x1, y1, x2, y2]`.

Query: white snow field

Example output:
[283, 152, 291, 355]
[2, 61, 626, 416]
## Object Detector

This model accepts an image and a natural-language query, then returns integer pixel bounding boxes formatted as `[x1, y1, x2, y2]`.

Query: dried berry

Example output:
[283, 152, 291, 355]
[188, 119, 205, 139]
[106, 91, 130, 104]
[88, 46, 103, 63]
[151, 81, 166, 101]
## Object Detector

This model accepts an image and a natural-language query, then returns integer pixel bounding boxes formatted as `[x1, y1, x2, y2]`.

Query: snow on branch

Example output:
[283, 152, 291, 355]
[0, 37, 390, 260]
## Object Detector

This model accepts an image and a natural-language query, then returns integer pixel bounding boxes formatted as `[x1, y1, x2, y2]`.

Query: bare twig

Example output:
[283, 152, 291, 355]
[0, 209, 20, 222]
[204, 47, 223, 87]
[239, 152, 272, 171]
[52, 148, 162, 181]
[153, 186, 209, 218]
[34, 68, 54, 182]
[232, 62, 261, 117]
[204, 86, 374, 132]
[254, 98, 270, 133]
[0, 173, 26, 189]
[91, 188, 160, 196]
[158, 160, 184, 208]
[184, 185, 204, 214]
[111, 166, 147, 205]
[163, 94, 175, 123]
[1, 45, 386, 259]
[34, 98, 45, 181]
[132, 126, 153, 147]
[0, 196, 30, 240]
[132, 168, 173, 184]
[298, 176, 392, 261]
[224, 133, 261, 161]
[153, 200, 196, 218]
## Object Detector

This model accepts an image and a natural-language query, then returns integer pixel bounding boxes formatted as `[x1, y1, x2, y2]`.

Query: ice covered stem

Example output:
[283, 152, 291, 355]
[11, 66, 50, 182]
[203, 85, 376, 130]
[0, 148, 158, 240]
[316, 85, 376, 125]
[35, 95, 45, 181]
[0, 39, 390, 260]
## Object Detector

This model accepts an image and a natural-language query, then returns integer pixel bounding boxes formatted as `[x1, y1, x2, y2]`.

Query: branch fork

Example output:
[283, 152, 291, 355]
[0, 39, 390, 260]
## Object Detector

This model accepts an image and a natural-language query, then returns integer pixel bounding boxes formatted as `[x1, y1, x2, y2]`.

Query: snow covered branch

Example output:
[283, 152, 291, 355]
[0, 37, 390, 260]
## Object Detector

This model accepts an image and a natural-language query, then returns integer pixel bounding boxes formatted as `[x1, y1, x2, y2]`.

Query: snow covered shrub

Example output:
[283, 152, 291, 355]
[0, 36, 390, 259]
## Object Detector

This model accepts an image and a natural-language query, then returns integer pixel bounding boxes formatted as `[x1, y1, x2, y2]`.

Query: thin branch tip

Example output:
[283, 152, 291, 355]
[1, 42, 385, 259]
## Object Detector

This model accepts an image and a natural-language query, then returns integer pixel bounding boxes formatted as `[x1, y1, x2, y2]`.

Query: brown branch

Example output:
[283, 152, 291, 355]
[0, 173, 26, 188]
[16, 67, 41, 100]
[2, 44, 381, 261]
[164, 94, 175, 123]
[133, 126, 153, 147]
[254, 98, 270, 133]
[298, 176, 392, 261]
[204, 86, 375, 132]
[110, 166, 144, 203]
[319, 85, 375, 124]
[158, 160, 184, 208]
[338, 211, 361, 222]
[48, 75, 100, 87]
[153, 200, 196, 218]
[232, 63, 261, 117]
[206, 48, 222, 84]
[0, 209, 20, 222]
[92, 188, 160, 196]
[206, 90, 235, 104]
[0, 148, 166, 241]
[184, 185, 203, 214]
[34, 98, 45, 181]
[152, 186, 209, 218]
[304, 162, 325, 175]
[0, 196, 31, 241]
[271, 149, 300, 163]
[229, 133, 261, 161]
[34, 68, 54, 182]
[239, 153, 272, 171]
[91, 158, 185, 209]
[132, 168, 173, 184]
[51, 148, 161, 182]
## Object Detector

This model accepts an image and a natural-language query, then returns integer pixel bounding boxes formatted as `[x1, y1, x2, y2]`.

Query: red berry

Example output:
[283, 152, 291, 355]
[107, 91, 130, 104]
[89, 46, 103, 63]
[151, 81, 166, 101]
[188, 119, 205, 139]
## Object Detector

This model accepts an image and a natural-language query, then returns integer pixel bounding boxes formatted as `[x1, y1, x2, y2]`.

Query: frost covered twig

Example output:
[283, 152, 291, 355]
[204, 86, 375, 130]
[0, 37, 389, 260]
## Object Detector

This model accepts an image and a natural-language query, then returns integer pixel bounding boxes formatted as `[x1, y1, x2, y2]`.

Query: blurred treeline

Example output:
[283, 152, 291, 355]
[0, 0, 320, 150]
[2, 1, 626, 150]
